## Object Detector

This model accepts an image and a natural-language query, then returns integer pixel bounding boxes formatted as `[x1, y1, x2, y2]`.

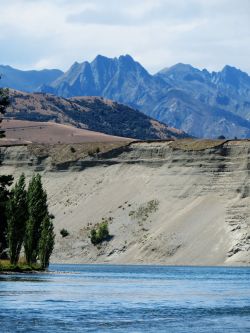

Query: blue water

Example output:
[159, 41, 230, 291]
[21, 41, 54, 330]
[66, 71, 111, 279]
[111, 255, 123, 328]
[0, 265, 250, 332]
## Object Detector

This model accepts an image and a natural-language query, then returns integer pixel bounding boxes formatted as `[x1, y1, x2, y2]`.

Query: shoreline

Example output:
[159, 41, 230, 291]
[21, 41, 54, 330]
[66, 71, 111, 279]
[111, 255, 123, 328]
[2, 140, 249, 267]
[50, 262, 250, 268]
[0, 263, 45, 274]
[1, 262, 249, 275]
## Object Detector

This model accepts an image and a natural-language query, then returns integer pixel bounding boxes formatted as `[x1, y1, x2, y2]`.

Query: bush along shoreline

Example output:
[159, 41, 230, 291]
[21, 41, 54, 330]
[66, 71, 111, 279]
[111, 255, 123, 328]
[0, 260, 44, 273]
[0, 173, 55, 273]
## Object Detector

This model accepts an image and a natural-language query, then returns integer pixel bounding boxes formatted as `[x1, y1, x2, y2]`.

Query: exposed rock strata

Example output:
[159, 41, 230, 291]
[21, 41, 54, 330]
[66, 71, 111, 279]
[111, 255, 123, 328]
[0, 140, 249, 265]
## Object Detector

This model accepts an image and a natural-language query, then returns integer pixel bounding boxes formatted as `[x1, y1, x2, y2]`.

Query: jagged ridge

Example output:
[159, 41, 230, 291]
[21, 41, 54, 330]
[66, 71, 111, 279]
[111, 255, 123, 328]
[2, 56, 250, 138]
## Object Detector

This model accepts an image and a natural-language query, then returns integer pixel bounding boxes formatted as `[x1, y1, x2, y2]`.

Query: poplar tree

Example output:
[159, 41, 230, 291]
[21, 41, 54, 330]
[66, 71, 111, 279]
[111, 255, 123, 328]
[0, 84, 13, 258]
[7, 174, 28, 264]
[24, 174, 48, 265]
[39, 215, 55, 269]
[0, 175, 13, 258]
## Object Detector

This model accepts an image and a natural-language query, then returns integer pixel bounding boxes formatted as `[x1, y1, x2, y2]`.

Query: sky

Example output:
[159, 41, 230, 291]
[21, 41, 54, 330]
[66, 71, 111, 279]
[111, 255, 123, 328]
[0, 0, 249, 74]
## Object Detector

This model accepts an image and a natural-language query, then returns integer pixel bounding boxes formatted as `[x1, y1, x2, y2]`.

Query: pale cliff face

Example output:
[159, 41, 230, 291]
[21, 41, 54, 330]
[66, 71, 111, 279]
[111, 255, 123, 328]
[1, 140, 249, 266]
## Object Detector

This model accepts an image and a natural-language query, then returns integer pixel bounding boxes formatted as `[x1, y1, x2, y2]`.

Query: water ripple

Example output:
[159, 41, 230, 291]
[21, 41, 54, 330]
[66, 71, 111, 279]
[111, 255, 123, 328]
[0, 265, 249, 333]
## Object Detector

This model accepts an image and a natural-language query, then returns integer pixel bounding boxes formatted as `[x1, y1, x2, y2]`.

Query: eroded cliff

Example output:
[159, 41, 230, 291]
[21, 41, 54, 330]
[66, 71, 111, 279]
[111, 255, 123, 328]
[0, 139, 249, 265]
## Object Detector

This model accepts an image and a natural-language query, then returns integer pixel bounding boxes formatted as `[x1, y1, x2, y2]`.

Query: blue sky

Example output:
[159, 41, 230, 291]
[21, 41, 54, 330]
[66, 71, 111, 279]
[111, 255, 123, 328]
[0, 0, 249, 73]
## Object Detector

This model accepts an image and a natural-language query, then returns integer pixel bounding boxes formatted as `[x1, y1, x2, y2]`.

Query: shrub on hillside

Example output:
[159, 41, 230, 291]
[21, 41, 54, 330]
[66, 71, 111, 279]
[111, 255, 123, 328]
[60, 228, 69, 238]
[90, 222, 110, 245]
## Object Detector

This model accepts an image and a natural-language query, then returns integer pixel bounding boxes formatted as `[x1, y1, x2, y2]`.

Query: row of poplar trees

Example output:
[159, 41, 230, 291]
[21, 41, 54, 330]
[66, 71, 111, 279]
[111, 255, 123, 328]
[7, 173, 55, 268]
[0, 84, 55, 269]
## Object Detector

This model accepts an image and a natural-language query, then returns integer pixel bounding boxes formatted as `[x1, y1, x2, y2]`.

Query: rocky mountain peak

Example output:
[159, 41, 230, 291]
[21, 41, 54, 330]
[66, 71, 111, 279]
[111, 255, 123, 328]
[2, 56, 250, 138]
[156, 63, 207, 84]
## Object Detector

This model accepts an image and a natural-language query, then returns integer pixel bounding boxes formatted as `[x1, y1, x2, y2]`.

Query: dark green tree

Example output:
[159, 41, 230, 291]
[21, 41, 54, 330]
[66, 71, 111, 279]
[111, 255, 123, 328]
[0, 175, 13, 258]
[7, 174, 28, 264]
[0, 84, 13, 258]
[0, 85, 9, 138]
[90, 229, 98, 245]
[39, 214, 55, 269]
[24, 174, 48, 265]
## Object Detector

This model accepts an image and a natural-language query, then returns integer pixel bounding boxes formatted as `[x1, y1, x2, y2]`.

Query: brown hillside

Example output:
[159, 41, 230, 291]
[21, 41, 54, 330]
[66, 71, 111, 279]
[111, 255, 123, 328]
[5, 90, 188, 140]
[1, 119, 131, 145]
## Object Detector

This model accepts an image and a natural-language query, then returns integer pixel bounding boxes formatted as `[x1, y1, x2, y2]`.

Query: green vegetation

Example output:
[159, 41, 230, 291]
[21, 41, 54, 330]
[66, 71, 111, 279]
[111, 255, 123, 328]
[60, 228, 69, 238]
[0, 87, 54, 271]
[7, 174, 27, 265]
[0, 174, 55, 271]
[25, 174, 49, 265]
[0, 175, 13, 259]
[129, 200, 159, 224]
[0, 260, 43, 272]
[90, 221, 110, 245]
[0, 84, 14, 259]
[38, 215, 55, 269]
[0, 85, 9, 139]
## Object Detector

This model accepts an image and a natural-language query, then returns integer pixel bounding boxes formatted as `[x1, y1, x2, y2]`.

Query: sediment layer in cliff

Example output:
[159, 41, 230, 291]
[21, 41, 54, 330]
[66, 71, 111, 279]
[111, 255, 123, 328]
[0, 139, 249, 266]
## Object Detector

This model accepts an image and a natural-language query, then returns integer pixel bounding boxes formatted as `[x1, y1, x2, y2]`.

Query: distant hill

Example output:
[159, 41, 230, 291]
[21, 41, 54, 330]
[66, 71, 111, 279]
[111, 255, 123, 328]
[5, 90, 187, 140]
[2, 56, 250, 138]
[0, 65, 63, 92]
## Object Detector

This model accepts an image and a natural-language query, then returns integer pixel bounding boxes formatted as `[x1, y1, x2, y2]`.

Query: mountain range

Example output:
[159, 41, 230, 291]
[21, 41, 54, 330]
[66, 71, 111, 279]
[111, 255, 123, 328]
[0, 65, 62, 92]
[1, 55, 250, 138]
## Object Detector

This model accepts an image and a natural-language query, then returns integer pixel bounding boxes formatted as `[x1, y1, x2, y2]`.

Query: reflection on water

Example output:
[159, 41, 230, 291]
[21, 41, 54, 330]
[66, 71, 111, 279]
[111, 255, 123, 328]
[0, 265, 250, 332]
[0, 276, 50, 283]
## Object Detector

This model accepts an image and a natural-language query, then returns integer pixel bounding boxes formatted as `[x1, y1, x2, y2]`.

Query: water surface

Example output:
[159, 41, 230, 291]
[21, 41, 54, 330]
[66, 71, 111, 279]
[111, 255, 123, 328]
[0, 265, 250, 332]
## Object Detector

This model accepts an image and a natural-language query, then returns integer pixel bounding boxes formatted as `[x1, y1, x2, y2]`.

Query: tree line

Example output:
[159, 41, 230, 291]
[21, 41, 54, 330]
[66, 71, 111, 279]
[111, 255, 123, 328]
[0, 84, 55, 269]
[5, 173, 55, 268]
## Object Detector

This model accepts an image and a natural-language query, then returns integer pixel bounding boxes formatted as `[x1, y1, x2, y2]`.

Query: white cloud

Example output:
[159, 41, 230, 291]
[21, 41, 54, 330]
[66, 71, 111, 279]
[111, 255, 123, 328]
[0, 0, 249, 74]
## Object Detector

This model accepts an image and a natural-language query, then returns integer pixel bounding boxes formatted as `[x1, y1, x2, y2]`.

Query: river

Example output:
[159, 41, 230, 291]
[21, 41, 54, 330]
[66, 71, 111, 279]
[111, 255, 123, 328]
[0, 265, 250, 332]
